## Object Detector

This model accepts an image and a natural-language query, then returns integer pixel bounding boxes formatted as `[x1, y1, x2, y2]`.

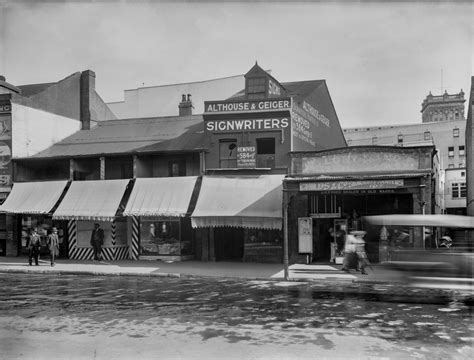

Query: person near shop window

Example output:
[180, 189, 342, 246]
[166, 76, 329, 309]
[90, 223, 104, 261]
[47, 227, 60, 267]
[352, 231, 369, 275]
[27, 228, 41, 266]
[341, 233, 358, 273]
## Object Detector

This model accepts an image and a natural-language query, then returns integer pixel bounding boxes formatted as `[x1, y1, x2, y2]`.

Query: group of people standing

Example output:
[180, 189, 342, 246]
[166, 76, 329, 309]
[26, 227, 59, 267]
[26, 223, 105, 266]
[341, 230, 370, 275]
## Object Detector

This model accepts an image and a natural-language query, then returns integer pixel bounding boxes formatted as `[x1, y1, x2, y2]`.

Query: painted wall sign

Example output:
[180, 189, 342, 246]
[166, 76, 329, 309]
[204, 98, 291, 114]
[302, 101, 330, 127]
[237, 146, 256, 168]
[206, 117, 289, 132]
[300, 179, 404, 192]
[291, 110, 315, 147]
[0, 104, 11, 114]
[0, 114, 12, 188]
[268, 79, 282, 96]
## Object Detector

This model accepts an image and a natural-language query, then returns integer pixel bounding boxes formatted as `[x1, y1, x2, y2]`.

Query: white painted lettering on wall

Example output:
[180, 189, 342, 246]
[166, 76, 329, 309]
[268, 79, 281, 96]
[205, 99, 291, 113]
[292, 111, 315, 147]
[302, 101, 330, 127]
[206, 118, 289, 132]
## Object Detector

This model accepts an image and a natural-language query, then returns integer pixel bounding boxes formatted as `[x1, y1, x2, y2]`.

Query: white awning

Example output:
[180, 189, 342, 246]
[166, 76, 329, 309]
[123, 176, 198, 217]
[0, 181, 69, 214]
[191, 175, 284, 230]
[52, 179, 130, 221]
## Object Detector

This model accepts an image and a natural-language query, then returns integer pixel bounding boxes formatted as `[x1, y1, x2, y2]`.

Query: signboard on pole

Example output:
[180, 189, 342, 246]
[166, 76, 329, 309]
[298, 217, 312, 253]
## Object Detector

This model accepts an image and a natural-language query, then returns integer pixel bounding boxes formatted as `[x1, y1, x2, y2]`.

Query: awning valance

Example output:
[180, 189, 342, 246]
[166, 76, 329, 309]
[0, 180, 69, 214]
[191, 175, 284, 230]
[123, 176, 198, 217]
[52, 179, 130, 221]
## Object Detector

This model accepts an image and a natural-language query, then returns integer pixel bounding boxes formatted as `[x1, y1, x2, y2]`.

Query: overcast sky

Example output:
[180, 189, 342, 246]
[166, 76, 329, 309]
[0, 1, 472, 128]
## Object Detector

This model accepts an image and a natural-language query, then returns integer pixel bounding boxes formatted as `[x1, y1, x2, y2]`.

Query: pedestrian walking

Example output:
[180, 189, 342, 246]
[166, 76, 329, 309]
[90, 223, 104, 261]
[47, 227, 60, 267]
[352, 230, 370, 275]
[27, 228, 41, 266]
[341, 232, 358, 273]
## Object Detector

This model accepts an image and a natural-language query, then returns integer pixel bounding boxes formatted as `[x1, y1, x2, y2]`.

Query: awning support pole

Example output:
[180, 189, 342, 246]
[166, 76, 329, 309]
[283, 191, 289, 280]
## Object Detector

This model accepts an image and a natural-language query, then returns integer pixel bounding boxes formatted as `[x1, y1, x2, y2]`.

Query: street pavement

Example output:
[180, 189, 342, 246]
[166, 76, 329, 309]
[0, 256, 472, 304]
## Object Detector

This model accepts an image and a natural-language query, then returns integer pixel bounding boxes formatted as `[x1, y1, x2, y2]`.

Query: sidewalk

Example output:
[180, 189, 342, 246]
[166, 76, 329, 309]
[0, 257, 472, 304]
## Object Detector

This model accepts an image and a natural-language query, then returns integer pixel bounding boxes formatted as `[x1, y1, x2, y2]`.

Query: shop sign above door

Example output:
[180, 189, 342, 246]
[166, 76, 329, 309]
[206, 117, 289, 132]
[204, 98, 292, 114]
[300, 179, 404, 191]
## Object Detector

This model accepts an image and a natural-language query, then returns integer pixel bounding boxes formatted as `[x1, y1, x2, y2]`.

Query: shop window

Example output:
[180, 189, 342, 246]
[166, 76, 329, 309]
[219, 139, 237, 168]
[448, 146, 454, 157]
[168, 160, 186, 177]
[453, 128, 459, 137]
[459, 145, 465, 156]
[247, 77, 266, 100]
[256, 137, 275, 168]
[397, 134, 403, 144]
[139, 218, 182, 255]
[424, 131, 431, 141]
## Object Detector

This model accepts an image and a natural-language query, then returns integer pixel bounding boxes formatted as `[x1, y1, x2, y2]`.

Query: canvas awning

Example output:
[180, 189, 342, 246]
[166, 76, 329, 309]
[365, 214, 474, 228]
[191, 175, 284, 230]
[123, 176, 198, 217]
[0, 180, 69, 214]
[52, 179, 130, 221]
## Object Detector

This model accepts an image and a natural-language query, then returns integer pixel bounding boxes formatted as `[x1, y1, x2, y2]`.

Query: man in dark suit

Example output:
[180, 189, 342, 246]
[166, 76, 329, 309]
[90, 223, 104, 261]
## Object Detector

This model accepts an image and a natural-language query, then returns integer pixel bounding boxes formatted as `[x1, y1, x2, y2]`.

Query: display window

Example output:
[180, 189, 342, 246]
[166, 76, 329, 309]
[140, 217, 192, 256]
[20, 215, 65, 255]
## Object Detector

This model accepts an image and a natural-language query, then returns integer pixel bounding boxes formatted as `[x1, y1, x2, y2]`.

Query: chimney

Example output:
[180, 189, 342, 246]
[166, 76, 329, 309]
[80, 70, 96, 130]
[178, 93, 193, 116]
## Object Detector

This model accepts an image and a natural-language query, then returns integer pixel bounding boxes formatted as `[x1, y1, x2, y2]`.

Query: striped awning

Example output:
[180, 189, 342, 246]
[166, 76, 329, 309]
[52, 179, 130, 221]
[0, 180, 69, 214]
[123, 176, 198, 217]
[191, 175, 284, 230]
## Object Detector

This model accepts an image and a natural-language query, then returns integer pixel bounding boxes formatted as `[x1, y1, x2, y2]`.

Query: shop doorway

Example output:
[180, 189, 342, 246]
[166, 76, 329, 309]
[214, 228, 244, 261]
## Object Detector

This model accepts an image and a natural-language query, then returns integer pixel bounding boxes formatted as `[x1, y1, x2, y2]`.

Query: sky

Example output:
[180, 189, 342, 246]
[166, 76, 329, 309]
[0, 1, 472, 128]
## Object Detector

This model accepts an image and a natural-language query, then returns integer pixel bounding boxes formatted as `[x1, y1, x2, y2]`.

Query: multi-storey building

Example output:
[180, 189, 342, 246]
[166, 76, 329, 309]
[344, 90, 467, 214]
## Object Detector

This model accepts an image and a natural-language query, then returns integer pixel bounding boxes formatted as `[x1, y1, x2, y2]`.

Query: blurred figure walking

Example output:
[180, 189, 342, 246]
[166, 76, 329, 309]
[27, 228, 41, 266]
[47, 227, 59, 266]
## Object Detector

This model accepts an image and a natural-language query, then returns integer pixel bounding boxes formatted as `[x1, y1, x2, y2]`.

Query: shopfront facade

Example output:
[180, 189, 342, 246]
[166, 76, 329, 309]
[284, 146, 437, 264]
[195, 63, 347, 262]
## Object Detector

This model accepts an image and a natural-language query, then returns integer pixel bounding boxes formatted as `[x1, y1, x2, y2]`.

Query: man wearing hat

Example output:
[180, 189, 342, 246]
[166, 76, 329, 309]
[47, 227, 60, 267]
[90, 223, 104, 261]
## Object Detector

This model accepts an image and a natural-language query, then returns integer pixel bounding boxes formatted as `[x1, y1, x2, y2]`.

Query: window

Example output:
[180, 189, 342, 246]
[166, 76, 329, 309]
[453, 128, 459, 137]
[247, 77, 266, 99]
[219, 139, 237, 168]
[168, 160, 186, 177]
[256, 138, 275, 168]
[461, 171, 465, 177]
[452, 183, 467, 198]
[424, 131, 431, 141]
[459, 163, 464, 168]
[448, 164, 454, 169]
[459, 145, 465, 156]
[372, 136, 377, 145]
[448, 146, 454, 157]
[397, 134, 403, 144]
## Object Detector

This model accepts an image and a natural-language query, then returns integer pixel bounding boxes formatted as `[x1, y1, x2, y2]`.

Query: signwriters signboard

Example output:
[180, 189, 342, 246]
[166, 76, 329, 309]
[300, 179, 404, 192]
[204, 98, 292, 114]
[237, 146, 256, 168]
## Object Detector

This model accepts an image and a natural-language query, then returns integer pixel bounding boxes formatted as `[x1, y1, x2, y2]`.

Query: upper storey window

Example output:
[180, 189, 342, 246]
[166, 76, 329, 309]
[247, 77, 266, 100]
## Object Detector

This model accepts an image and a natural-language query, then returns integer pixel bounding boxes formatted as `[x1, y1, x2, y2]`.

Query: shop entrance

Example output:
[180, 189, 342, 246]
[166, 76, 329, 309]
[214, 228, 244, 261]
[308, 193, 413, 262]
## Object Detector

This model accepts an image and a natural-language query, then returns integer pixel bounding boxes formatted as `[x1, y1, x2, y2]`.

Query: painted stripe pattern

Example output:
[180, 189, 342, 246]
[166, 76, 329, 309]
[130, 216, 139, 260]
